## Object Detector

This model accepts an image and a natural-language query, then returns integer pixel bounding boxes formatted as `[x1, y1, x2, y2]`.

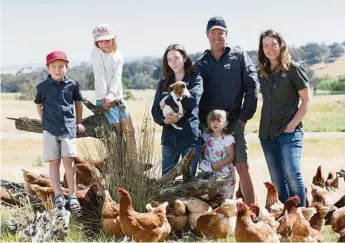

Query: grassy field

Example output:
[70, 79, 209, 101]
[1, 90, 345, 242]
[310, 54, 345, 78]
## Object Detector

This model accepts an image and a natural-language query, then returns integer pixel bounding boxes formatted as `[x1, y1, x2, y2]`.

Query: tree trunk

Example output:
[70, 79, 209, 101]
[155, 172, 231, 202]
[6, 114, 110, 139]
[6, 99, 124, 139]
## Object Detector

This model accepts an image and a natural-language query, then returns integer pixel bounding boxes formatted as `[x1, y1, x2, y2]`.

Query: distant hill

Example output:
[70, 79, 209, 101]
[310, 54, 345, 78]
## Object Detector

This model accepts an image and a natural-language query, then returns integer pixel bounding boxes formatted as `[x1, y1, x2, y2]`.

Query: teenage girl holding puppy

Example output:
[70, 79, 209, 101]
[151, 44, 203, 176]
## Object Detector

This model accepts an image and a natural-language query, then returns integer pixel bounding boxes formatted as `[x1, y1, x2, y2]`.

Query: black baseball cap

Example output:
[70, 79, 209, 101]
[206, 16, 227, 32]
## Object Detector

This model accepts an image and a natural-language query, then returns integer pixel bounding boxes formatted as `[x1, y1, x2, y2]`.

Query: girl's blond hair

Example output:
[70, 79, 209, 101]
[206, 110, 229, 134]
[94, 37, 118, 54]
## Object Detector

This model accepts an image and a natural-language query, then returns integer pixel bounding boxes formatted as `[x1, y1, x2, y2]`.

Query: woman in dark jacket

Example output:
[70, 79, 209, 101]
[151, 44, 203, 176]
[257, 30, 312, 206]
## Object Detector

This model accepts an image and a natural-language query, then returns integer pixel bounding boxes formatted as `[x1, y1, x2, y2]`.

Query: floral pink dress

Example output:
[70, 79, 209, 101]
[199, 133, 236, 199]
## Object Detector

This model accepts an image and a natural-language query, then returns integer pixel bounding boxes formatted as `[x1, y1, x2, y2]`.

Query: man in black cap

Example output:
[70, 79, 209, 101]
[195, 16, 259, 204]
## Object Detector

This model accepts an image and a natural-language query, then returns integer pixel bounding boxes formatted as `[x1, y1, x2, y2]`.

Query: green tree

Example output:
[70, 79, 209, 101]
[301, 42, 328, 64]
[289, 46, 306, 62]
[329, 43, 345, 58]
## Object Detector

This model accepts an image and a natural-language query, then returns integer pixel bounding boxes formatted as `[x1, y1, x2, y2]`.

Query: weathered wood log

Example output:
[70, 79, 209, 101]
[155, 172, 231, 202]
[7, 114, 111, 139]
[6, 99, 122, 139]
[1, 179, 46, 211]
[82, 99, 124, 115]
[156, 149, 196, 186]
[18, 208, 71, 242]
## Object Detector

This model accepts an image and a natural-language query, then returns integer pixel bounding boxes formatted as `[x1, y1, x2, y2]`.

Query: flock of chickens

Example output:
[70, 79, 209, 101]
[1, 157, 345, 242]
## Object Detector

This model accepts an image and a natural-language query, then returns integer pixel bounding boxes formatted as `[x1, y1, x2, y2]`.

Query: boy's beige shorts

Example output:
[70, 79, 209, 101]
[43, 130, 77, 161]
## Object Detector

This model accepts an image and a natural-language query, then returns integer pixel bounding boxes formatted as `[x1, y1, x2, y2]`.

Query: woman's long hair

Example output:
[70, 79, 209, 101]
[159, 43, 197, 92]
[258, 29, 291, 80]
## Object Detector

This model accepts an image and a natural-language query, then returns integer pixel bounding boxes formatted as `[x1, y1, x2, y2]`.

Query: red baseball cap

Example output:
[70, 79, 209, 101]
[46, 50, 69, 66]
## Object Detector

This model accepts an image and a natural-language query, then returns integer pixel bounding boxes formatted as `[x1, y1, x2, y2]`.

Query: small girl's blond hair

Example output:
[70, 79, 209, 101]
[206, 110, 229, 134]
[94, 38, 117, 54]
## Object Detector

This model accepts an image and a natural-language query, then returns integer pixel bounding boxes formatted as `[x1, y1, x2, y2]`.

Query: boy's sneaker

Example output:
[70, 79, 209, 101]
[66, 196, 81, 212]
[54, 194, 66, 209]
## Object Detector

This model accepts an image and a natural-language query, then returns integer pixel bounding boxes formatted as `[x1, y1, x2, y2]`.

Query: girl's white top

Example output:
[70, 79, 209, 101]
[91, 48, 124, 100]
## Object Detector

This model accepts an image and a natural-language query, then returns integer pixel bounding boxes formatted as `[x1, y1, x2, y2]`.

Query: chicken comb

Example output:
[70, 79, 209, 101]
[249, 203, 256, 208]
[293, 194, 300, 203]
[237, 201, 246, 211]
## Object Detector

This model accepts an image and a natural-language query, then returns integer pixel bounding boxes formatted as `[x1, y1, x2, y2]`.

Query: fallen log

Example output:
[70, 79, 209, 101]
[6, 99, 121, 139]
[82, 99, 124, 115]
[155, 172, 231, 202]
[156, 148, 196, 186]
[7, 114, 110, 139]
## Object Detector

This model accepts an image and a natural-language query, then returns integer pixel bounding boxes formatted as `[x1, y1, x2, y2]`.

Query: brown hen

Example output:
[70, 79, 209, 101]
[290, 206, 323, 242]
[312, 165, 325, 188]
[235, 201, 279, 242]
[325, 194, 345, 225]
[62, 162, 101, 188]
[331, 206, 345, 234]
[311, 184, 334, 207]
[185, 197, 212, 229]
[0, 186, 16, 205]
[165, 199, 189, 234]
[22, 169, 52, 187]
[196, 199, 237, 239]
[325, 172, 339, 191]
[117, 188, 171, 242]
[309, 202, 330, 231]
[101, 190, 121, 236]
[264, 181, 284, 214]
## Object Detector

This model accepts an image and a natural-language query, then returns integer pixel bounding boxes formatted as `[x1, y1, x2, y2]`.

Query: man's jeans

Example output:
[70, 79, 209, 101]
[260, 128, 306, 206]
[162, 144, 200, 177]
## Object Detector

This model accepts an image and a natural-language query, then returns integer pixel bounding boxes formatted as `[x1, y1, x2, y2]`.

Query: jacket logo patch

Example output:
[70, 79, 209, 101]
[281, 73, 287, 79]
[224, 64, 231, 69]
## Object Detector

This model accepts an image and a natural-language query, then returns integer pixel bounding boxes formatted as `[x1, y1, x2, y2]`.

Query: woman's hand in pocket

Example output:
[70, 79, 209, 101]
[284, 122, 296, 133]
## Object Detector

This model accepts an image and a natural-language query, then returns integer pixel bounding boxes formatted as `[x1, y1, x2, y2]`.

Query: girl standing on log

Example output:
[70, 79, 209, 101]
[151, 44, 203, 176]
[91, 24, 151, 170]
[199, 110, 236, 199]
[91, 24, 133, 136]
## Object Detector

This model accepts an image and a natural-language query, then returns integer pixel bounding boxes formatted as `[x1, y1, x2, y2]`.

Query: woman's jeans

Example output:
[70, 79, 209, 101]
[260, 128, 306, 206]
[162, 144, 200, 177]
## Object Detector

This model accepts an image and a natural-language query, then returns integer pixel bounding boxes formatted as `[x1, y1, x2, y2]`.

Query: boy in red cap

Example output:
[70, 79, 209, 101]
[34, 50, 85, 211]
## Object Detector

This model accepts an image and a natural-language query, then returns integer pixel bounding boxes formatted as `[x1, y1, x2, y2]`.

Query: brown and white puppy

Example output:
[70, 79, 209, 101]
[162, 81, 190, 130]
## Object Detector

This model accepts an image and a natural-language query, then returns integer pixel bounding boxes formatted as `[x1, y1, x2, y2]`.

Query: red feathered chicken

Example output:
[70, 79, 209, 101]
[117, 188, 171, 242]
[235, 201, 279, 242]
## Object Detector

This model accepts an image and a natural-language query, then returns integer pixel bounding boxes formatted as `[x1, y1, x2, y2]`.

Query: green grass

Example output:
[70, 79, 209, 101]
[245, 94, 345, 133]
[0, 213, 340, 242]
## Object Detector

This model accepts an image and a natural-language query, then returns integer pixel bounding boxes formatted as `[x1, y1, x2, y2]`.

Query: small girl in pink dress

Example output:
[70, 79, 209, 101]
[199, 110, 236, 199]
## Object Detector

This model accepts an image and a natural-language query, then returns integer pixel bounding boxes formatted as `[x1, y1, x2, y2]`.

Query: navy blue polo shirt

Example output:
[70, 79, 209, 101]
[195, 46, 259, 127]
[34, 75, 83, 138]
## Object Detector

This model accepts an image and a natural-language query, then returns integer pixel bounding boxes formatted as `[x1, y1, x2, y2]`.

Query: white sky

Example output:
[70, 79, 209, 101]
[2, 0, 345, 66]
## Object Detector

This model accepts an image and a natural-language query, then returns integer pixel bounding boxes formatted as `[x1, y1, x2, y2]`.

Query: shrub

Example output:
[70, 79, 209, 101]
[82, 107, 160, 211]
[16, 82, 36, 101]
